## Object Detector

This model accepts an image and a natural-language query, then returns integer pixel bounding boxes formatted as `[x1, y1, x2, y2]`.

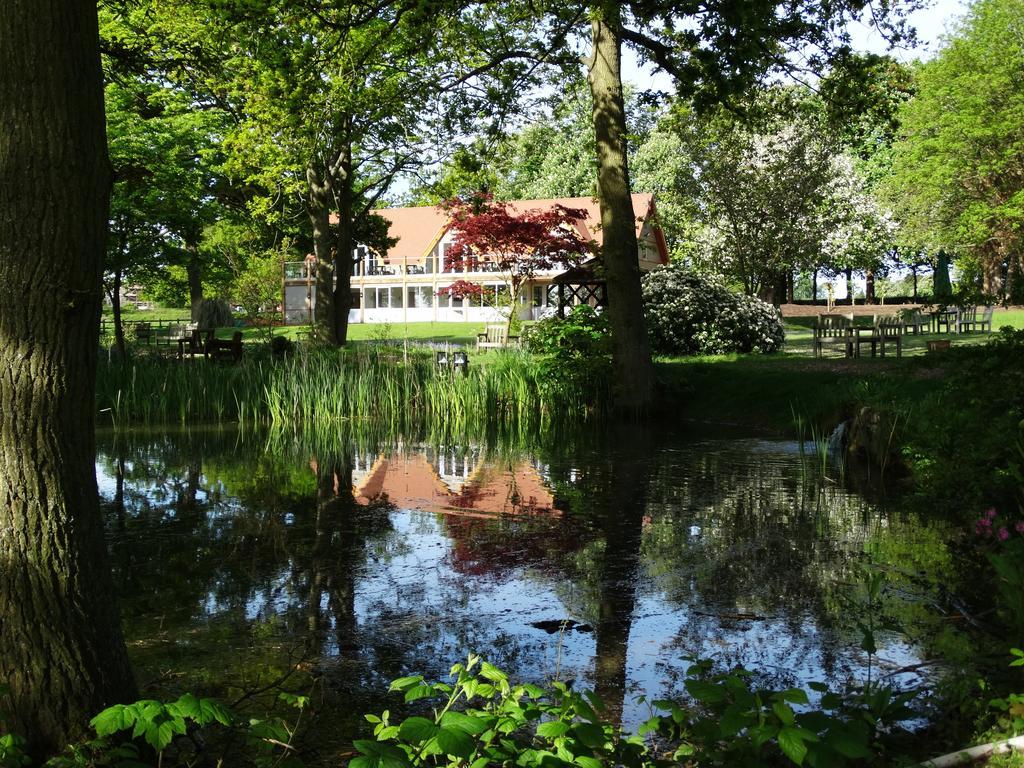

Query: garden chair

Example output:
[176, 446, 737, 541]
[812, 314, 853, 358]
[856, 315, 903, 358]
[476, 325, 519, 351]
[958, 306, 993, 333]
[898, 308, 928, 335]
[977, 305, 995, 332]
[954, 306, 979, 333]
[204, 330, 244, 362]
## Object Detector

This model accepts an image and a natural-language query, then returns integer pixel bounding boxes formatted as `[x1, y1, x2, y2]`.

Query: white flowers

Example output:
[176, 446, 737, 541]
[642, 265, 785, 355]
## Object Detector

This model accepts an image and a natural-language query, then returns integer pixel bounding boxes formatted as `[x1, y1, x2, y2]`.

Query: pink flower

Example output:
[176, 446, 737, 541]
[998, 528, 1010, 541]
[985, 508, 998, 519]
[976, 520, 992, 536]
[1015, 521, 1024, 534]
[978, 517, 993, 528]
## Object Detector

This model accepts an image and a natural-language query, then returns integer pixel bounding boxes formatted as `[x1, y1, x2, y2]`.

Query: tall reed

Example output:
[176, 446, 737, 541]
[96, 346, 603, 433]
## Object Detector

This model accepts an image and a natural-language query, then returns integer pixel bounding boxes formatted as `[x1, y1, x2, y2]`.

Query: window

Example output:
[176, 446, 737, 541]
[350, 290, 361, 309]
[389, 287, 403, 308]
[364, 288, 376, 309]
[408, 286, 434, 308]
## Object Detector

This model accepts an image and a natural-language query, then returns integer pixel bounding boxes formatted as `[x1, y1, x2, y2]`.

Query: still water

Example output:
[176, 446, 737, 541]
[95, 427, 954, 759]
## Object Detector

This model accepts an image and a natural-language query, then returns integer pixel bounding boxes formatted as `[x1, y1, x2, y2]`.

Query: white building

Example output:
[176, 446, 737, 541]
[282, 194, 669, 325]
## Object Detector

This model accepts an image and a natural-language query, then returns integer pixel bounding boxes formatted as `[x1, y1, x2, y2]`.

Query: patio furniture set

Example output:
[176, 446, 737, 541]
[812, 306, 995, 359]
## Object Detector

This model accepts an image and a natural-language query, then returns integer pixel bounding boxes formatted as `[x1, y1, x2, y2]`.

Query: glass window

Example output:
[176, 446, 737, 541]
[364, 288, 377, 309]
[351, 289, 361, 308]
[390, 287, 403, 308]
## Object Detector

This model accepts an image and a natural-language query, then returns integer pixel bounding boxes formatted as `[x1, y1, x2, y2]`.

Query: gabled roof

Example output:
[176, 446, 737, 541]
[367, 194, 661, 264]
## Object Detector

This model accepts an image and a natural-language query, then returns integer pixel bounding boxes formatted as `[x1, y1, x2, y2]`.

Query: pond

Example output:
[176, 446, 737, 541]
[95, 426, 958, 761]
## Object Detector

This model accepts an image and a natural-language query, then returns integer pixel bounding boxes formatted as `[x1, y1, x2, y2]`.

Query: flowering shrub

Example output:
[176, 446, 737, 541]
[973, 507, 1024, 638]
[522, 306, 611, 408]
[641, 264, 785, 356]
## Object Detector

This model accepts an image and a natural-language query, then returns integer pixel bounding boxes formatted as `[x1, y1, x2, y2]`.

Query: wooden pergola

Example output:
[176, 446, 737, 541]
[551, 260, 608, 318]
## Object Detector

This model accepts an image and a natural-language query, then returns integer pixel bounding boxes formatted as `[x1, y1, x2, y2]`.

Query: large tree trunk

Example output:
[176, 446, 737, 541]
[332, 146, 355, 347]
[307, 165, 336, 343]
[865, 269, 875, 304]
[588, 2, 654, 415]
[186, 246, 204, 322]
[0, 0, 138, 756]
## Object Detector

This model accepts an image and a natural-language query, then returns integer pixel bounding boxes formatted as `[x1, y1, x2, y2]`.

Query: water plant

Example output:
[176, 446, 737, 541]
[96, 345, 606, 432]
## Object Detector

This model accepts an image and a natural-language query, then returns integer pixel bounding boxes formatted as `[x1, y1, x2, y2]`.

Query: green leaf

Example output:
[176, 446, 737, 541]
[778, 689, 810, 705]
[91, 705, 133, 737]
[435, 726, 475, 758]
[480, 662, 508, 683]
[440, 711, 488, 735]
[772, 702, 796, 727]
[778, 727, 809, 765]
[572, 722, 606, 749]
[398, 716, 438, 742]
[685, 679, 727, 705]
[403, 684, 435, 703]
[389, 676, 424, 692]
[825, 724, 871, 759]
[536, 720, 570, 739]
[574, 757, 603, 768]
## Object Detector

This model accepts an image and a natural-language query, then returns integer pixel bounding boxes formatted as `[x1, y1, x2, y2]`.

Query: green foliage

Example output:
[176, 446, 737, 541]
[642, 265, 785, 356]
[884, 0, 1024, 298]
[0, 692, 307, 768]
[195, 298, 233, 331]
[352, 654, 914, 767]
[522, 307, 612, 407]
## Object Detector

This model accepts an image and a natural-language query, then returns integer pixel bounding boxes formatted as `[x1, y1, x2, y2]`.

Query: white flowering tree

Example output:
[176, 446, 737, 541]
[666, 96, 895, 303]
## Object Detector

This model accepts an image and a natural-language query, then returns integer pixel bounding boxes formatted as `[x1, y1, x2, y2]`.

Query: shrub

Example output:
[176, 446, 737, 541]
[523, 306, 612, 407]
[641, 265, 785, 356]
[196, 298, 233, 331]
[270, 335, 295, 360]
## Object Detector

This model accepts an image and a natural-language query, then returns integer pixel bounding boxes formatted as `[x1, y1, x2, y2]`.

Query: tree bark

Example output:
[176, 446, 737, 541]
[110, 266, 127, 359]
[0, 0, 138, 756]
[865, 269, 875, 304]
[588, 2, 654, 415]
[307, 165, 337, 343]
[332, 145, 355, 346]
[186, 246, 204, 322]
[845, 267, 854, 304]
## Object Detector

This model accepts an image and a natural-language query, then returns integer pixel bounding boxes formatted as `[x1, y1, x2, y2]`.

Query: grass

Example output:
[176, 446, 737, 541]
[96, 345, 604, 435]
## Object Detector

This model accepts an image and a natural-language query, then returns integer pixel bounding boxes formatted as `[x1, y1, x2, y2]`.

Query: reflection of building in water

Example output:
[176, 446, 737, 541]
[350, 449, 561, 518]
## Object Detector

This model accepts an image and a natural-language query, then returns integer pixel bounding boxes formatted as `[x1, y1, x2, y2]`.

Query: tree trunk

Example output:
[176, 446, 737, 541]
[307, 165, 336, 343]
[934, 251, 952, 298]
[865, 269, 875, 304]
[186, 247, 204, 322]
[110, 266, 127, 359]
[812, 269, 818, 301]
[0, 0, 138, 756]
[912, 265, 918, 299]
[332, 146, 355, 346]
[845, 267, 854, 304]
[588, 2, 654, 415]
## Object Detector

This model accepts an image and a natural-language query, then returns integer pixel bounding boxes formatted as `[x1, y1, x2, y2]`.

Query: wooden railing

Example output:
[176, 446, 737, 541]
[100, 317, 192, 345]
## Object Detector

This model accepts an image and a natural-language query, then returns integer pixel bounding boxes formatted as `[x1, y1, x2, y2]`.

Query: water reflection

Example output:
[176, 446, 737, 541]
[96, 428, 954, 761]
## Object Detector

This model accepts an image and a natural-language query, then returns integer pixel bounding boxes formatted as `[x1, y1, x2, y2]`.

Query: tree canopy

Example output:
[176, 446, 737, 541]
[884, 0, 1024, 300]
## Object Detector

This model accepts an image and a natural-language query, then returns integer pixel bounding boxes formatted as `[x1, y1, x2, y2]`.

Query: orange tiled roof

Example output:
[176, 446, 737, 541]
[359, 194, 658, 265]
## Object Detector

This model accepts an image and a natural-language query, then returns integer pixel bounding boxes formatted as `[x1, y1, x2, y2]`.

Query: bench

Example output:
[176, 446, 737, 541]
[898, 309, 929, 335]
[204, 330, 243, 362]
[854, 315, 903, 358]
[956, 305, 994, 334]
[812, 314, 853, 358]
[476, 324, 519, 351]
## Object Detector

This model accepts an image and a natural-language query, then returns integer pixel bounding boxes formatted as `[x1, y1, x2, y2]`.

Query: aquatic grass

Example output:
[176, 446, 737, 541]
[95, 345, 604, 433]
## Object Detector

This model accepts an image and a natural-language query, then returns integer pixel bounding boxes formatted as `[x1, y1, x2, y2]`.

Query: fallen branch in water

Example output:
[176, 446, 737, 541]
[917, 735, 1024, 767]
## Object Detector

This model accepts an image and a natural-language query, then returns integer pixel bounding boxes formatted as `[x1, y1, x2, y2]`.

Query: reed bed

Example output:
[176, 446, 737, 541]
[95, 346, 604, 432]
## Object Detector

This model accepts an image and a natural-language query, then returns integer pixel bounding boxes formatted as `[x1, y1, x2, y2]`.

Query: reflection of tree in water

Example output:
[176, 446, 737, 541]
[639, 443, 919, 692]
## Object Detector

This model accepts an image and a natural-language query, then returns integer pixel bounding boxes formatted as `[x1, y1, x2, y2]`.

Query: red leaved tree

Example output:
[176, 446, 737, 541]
[440, 197, 593, 336]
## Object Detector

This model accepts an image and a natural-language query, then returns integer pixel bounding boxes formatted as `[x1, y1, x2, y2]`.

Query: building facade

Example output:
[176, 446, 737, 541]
[282, 194, 668, 325]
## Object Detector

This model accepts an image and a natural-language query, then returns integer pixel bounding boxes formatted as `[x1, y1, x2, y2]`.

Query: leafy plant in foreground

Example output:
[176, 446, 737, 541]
[351, 653, 916, 767]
